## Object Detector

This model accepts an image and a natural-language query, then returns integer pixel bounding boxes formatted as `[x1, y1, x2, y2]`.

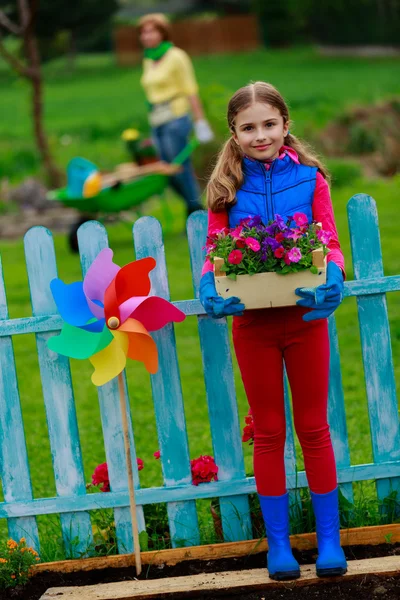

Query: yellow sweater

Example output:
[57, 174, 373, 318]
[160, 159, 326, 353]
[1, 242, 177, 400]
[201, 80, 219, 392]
[141, 47, 199, 118]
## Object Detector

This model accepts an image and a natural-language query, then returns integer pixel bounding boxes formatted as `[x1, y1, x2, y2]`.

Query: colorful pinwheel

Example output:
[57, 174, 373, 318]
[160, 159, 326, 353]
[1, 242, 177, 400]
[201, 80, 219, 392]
[48, 248, 185, 386]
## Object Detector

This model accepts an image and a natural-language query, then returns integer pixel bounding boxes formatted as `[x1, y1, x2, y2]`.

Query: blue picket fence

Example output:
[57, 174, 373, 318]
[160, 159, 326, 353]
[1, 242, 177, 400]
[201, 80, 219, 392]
[0, 193, 399, 558]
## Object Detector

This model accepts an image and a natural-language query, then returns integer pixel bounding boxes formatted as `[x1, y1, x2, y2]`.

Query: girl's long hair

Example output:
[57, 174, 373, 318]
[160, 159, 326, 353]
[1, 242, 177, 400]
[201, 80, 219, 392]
[207, 81, 330, 212]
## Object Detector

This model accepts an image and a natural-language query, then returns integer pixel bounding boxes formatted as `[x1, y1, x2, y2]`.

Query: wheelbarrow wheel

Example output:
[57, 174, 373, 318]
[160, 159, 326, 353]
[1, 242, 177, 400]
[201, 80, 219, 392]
[68, 217, 93, 253]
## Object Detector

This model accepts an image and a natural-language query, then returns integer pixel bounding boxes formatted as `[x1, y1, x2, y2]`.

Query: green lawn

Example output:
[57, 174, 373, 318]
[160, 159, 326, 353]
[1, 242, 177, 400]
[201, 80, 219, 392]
[0, 49, 399, 557]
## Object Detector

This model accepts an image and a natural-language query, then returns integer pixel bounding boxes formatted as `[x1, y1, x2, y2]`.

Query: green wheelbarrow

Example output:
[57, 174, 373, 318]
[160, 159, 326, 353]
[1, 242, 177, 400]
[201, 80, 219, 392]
[47, 139, 199, 251]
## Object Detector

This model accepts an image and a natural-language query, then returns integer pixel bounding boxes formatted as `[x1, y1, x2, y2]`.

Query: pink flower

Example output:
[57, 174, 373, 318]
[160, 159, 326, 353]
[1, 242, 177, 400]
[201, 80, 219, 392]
[92, 462, 110, 492]
[153, 450, 161, 460]
[275, 232, 285, 243]
[293, 212, 308, 227]
[231, 226, 243, 239]
[317, 229, 331, 245]
[287, 247, 302, 263]
[190, 455, 219, 486]
[245, 237, 261, 252]
[137, 458, 144, 471]
[287, 229, 303, 241]
[274, 247, 285, 259]
[228, 250, 243, 265]
[284, 252, 292, 265]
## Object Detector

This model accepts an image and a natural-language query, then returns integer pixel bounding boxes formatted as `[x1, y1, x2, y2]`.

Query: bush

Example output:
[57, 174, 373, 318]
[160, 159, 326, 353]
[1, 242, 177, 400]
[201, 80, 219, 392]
[326, 159, 362, 188]
[348, 124, 379, 154]
[0, 539, 40, 590]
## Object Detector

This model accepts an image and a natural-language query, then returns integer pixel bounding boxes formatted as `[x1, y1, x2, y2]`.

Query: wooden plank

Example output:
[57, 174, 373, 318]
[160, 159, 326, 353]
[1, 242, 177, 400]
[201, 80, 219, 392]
[39, 555, 400, 599]
[327, 316, 354, 504]
[133, 216, 199, 547]
[32, 517, 400, 575]
[348, 194, 400, 503]
[187, 212, 251, 542]
[3, 459, 400, 520]
[214, 265, 326, 310]
[3, 271, 400, 338]
[24, 227, 93, 558]
[77, 221, 145, 554]
[0, 252, 40, 551]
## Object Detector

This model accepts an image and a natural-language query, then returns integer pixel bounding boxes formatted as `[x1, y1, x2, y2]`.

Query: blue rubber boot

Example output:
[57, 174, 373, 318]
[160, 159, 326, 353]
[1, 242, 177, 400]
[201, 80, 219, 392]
[259, 492, 300, 581]
[311, 487, 347, 577]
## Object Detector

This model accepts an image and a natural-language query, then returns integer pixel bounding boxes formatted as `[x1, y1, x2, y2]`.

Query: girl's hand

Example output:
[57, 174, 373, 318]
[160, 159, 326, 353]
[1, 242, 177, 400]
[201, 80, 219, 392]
[194, 119, 215, 144]
[295, 261, 344, 322]
[199, 272, 244, 318]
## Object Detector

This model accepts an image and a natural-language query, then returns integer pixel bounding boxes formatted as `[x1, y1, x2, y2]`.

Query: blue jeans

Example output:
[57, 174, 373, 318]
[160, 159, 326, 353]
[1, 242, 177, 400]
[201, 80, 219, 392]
[152, 115, 203, 214]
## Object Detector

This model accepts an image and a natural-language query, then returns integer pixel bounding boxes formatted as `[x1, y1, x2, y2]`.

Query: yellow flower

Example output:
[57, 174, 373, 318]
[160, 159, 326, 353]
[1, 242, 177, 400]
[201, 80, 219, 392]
[19, 538, 26, 544]
[121, 128, 140, 141]
[0, 558, 7, 563]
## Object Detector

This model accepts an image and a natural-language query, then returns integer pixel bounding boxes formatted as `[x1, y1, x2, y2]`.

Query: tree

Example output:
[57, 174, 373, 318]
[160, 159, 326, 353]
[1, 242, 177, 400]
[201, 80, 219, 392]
[0, 0, 61, 187]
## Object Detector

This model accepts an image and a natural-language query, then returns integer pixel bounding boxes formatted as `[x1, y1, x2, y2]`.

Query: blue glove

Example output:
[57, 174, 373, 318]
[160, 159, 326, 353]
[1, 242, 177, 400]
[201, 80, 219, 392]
[295, 261, 344, 322]
[199, 271, 245, 318]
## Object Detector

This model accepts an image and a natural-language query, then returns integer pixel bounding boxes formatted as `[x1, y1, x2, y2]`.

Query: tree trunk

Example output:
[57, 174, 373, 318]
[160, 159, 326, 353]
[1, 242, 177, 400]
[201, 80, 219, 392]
[21, 1, 62, 188]
[30, 70, 61, 188]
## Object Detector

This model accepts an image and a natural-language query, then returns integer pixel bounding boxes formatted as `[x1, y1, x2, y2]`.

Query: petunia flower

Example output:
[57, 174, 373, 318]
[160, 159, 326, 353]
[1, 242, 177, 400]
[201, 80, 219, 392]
[153, 450, 161, 460]
[228, 249, 243, 265]
[274, 247, 285, 259]
[317, 229, 331, 245]
[287, 247, 302, 263]
[293, 212, 308, 227]
[245, 237, 261, 252]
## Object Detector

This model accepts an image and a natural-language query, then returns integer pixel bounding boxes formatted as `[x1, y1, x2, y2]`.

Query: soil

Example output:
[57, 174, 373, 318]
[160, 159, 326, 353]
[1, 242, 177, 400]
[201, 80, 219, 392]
[2, 542, 400, 600]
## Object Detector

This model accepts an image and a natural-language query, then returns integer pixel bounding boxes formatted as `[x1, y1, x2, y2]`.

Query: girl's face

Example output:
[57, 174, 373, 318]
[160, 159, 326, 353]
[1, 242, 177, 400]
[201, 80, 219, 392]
[140, 23, 163, 48]
[232, 102, 288, 161]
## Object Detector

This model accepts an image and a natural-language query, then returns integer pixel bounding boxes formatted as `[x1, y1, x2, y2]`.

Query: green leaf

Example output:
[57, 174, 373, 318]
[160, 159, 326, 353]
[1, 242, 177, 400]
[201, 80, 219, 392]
[310, 265, 318, 274]
[139, 530, 149, 551]
[227, 272, 237, 281]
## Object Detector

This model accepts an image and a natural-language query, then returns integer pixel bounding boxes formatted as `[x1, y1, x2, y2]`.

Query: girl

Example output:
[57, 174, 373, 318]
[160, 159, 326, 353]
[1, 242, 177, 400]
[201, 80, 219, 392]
[199, 82, 347, 581]
[138, 13, 214, 218]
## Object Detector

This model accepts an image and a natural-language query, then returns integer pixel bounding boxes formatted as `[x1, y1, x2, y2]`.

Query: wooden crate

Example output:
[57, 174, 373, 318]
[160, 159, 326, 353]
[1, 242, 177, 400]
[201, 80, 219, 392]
[214, 248, 326, 310]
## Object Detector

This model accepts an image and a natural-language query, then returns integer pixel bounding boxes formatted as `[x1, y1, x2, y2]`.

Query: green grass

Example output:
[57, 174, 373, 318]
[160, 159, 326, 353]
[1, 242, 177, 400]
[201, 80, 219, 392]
[1, 48, 400, 182]
[0, 49, 399, 558]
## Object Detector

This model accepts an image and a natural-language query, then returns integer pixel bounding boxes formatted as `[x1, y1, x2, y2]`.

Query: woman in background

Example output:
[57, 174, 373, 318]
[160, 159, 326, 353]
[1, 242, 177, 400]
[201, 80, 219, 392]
[139, 13, 214, 217]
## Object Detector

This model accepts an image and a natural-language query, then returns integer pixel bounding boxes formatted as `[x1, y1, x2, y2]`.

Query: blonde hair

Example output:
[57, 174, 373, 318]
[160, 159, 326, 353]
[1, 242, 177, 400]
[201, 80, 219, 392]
[137, 13, 171, 41]
[207, 81, 330, 212]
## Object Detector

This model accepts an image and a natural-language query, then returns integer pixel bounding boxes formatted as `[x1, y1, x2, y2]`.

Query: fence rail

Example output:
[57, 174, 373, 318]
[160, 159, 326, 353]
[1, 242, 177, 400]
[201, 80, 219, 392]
[0, 194, 399, 556]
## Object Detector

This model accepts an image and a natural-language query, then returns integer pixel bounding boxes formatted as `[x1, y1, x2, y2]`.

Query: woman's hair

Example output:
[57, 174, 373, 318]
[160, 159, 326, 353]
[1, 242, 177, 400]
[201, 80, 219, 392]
[207, 81, 330, 212]
[137, 13, 171, 41]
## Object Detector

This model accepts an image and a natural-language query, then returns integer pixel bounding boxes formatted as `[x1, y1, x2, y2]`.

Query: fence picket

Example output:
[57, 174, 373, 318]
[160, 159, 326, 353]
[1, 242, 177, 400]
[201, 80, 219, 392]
[348, 194, 400, 503]
[0, 255, 39, 550]
[78, 221, 145, 554]
[24, 227, 93, 557]
[134, 217, 200, 547]
[327, 317, 354, 504]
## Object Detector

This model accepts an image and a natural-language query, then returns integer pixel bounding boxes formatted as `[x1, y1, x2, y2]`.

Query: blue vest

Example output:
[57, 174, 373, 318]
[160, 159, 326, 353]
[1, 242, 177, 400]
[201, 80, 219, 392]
[228, 155, 317, 228]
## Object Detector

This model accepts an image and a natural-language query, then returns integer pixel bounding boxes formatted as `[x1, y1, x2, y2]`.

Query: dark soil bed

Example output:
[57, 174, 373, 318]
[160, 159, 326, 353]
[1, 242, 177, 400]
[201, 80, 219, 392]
[3, 543, 400, 600]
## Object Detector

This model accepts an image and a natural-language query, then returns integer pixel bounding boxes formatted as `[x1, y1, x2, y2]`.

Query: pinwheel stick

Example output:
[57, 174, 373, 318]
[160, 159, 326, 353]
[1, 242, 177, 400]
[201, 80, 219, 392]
[118, 372, 142, 575]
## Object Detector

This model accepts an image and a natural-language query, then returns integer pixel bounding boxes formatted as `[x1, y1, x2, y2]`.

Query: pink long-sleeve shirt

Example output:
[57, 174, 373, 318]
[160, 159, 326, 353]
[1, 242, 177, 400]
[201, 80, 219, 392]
[202, 148, 345, 277]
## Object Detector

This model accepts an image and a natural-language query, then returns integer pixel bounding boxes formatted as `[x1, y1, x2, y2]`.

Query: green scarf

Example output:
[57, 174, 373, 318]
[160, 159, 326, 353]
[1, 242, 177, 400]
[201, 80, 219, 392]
[143, 41, 173, 61]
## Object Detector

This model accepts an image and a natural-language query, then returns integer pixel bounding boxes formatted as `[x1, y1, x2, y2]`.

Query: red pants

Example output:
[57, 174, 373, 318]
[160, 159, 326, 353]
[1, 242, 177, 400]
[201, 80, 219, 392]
[233, 306, 337, 496]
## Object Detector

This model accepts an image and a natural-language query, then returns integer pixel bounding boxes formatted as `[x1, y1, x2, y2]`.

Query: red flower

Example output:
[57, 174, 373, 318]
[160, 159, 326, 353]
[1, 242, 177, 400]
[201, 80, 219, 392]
[284, 252, 292, 265]
[242, 411, 255, 444]
[275, 232, 285, 243]
[274, 246, 285, 259]
[235, 239, 246, 248]
[137, 458, 144, 471]
[190, 455, 219, 486]
[153, 450, 161, 460]
[92, 462, 110, 493]
[228, 250, 243, 265]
